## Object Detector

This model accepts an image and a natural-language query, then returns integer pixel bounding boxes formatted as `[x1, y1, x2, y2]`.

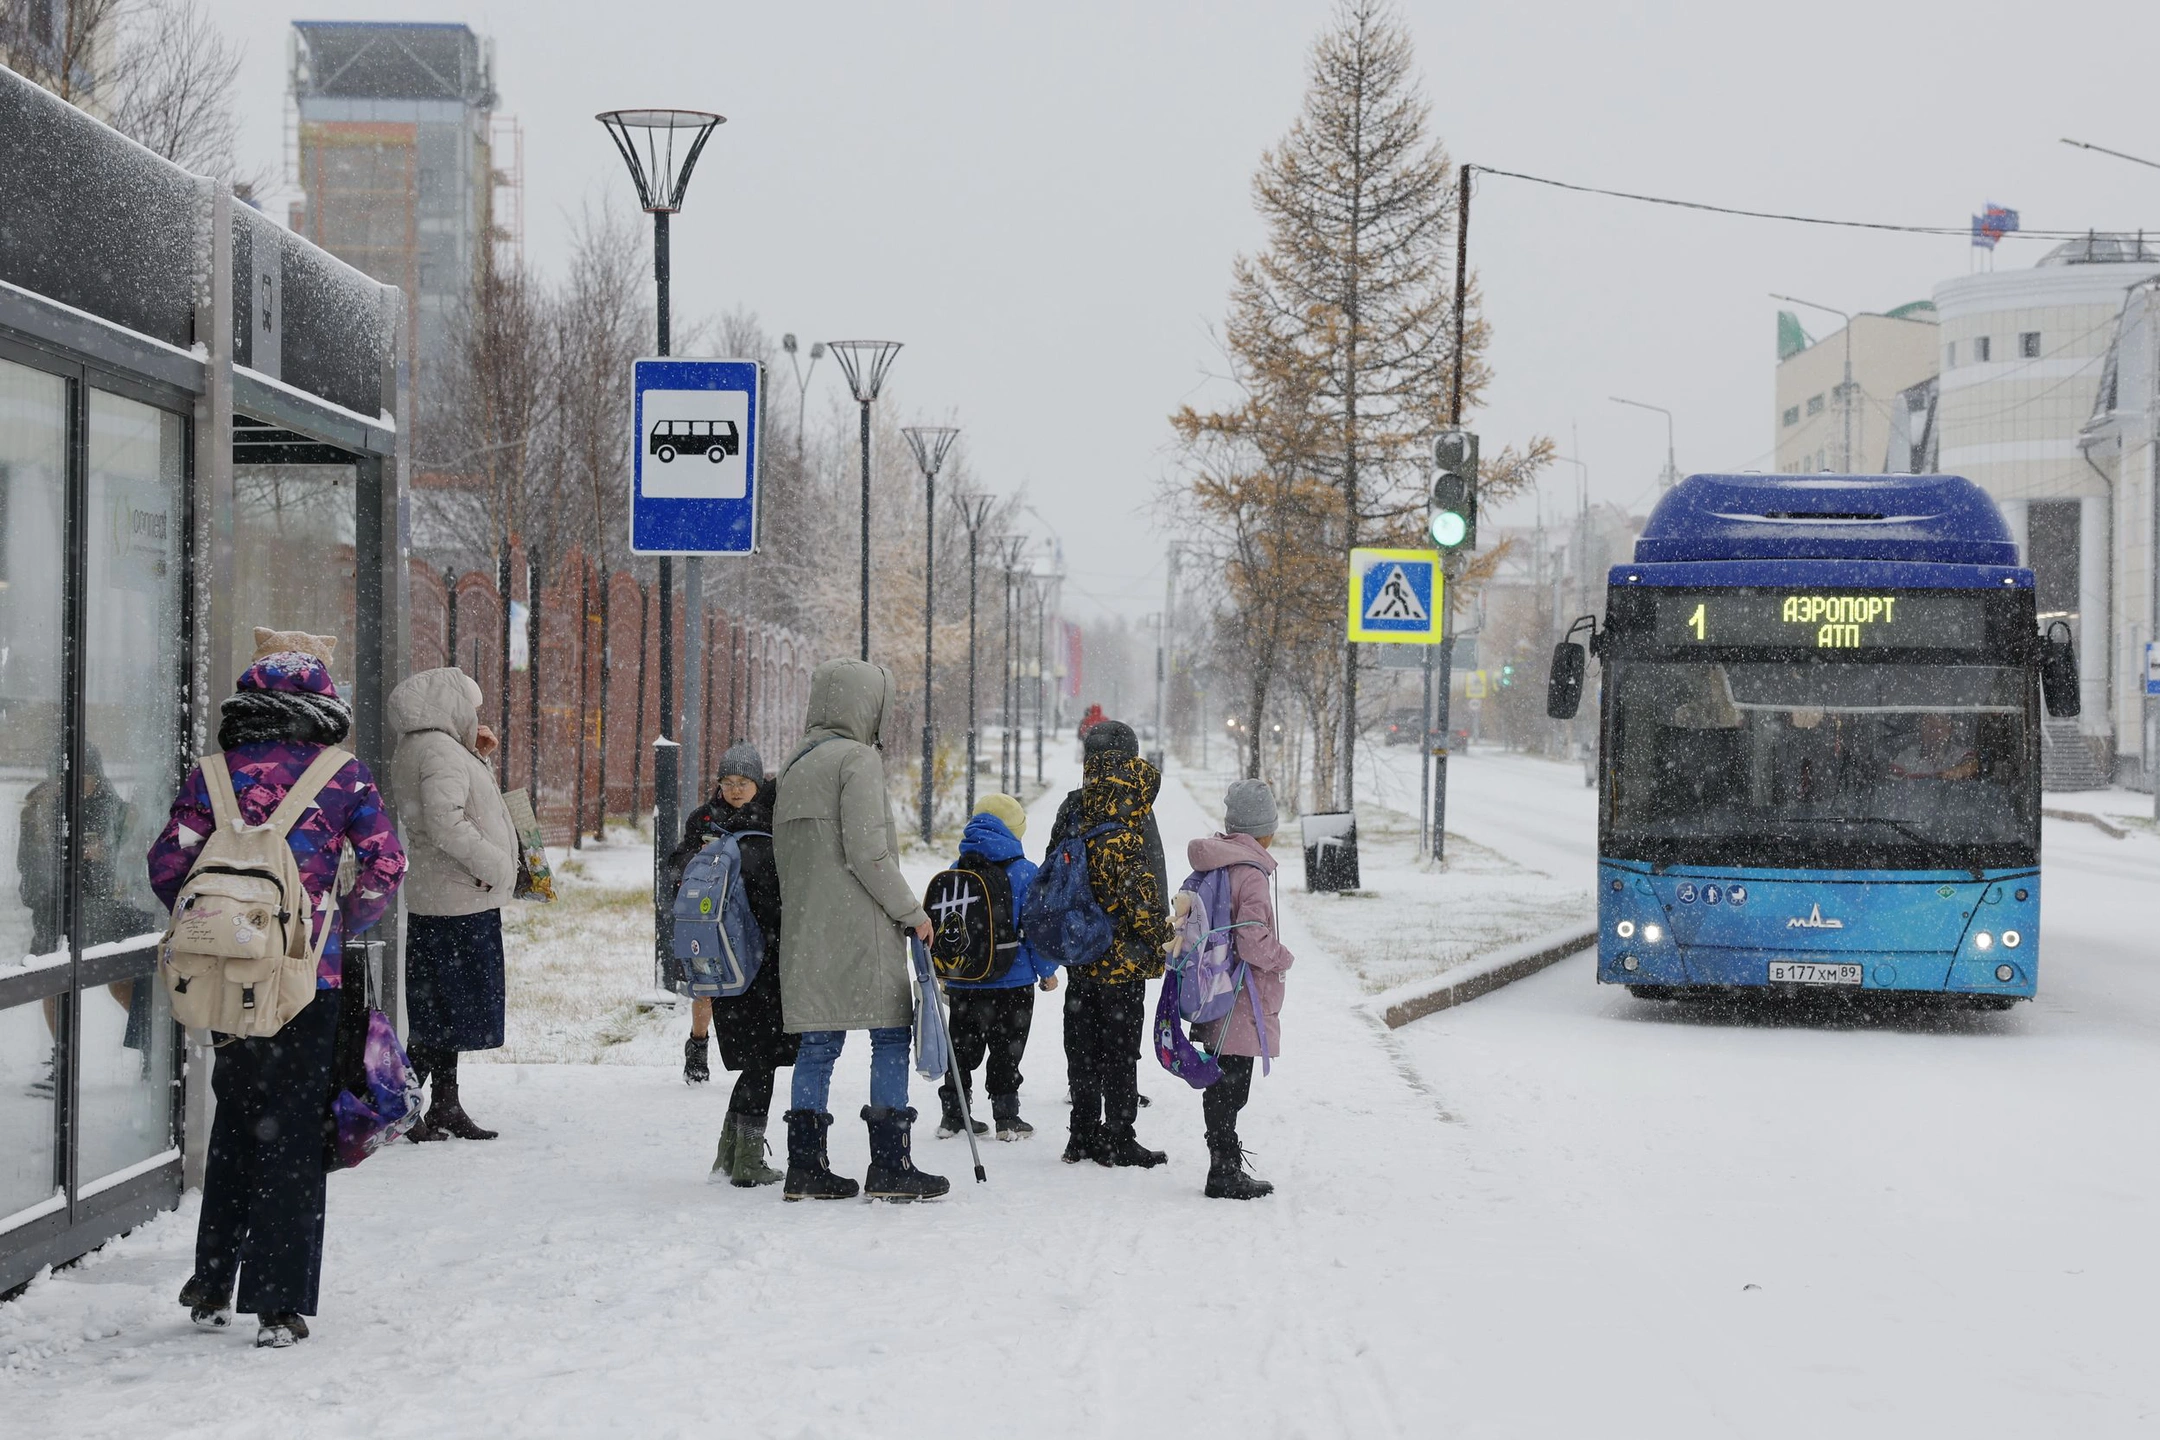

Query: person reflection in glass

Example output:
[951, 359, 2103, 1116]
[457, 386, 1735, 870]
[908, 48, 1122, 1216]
[1889, 714, 1979, 782]
[20, 743, 155, 1098]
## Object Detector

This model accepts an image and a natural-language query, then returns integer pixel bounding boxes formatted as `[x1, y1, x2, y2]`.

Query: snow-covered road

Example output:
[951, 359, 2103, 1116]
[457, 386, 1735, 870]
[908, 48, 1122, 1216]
[5, 747, 2157, 1437]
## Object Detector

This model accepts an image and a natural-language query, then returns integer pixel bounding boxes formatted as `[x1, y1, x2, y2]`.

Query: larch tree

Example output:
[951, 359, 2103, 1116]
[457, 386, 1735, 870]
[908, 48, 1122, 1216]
[1225, 0, 1486, 810]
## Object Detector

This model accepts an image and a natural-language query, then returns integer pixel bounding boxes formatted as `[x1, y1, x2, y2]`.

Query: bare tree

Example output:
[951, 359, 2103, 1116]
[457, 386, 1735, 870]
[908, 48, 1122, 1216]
[3, 1, 253, 179]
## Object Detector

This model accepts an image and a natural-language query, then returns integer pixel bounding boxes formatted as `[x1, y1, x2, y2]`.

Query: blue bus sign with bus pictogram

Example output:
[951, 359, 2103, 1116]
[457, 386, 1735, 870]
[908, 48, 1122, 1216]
[1347, 547, 1444, 643]
[631, 357, 763, 555]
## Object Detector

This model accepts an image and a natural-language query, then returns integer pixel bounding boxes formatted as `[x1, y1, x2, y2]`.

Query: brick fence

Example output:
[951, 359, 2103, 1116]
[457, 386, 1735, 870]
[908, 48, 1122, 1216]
[409, 548, 811, 845]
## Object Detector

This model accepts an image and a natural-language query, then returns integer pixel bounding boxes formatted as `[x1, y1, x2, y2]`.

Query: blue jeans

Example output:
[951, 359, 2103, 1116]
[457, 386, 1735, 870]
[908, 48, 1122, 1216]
[789, 1027, 911, 1114]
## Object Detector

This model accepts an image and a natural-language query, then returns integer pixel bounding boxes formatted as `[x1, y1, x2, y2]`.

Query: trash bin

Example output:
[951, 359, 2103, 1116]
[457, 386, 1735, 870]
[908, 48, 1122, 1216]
[1301, 811, 1359, 893]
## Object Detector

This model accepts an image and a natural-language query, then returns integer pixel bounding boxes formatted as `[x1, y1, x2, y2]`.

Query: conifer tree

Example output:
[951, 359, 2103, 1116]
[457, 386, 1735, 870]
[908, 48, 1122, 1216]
[1225, 0, 1483, 808]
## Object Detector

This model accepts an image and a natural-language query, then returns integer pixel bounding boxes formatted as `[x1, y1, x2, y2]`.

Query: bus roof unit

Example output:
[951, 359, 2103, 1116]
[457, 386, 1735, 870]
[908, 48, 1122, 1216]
[1633, 473, 2018, 567]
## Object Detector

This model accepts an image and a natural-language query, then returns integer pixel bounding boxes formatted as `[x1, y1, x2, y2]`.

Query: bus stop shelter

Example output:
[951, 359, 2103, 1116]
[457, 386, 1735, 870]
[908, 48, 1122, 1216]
[0, 67, 408, 1294]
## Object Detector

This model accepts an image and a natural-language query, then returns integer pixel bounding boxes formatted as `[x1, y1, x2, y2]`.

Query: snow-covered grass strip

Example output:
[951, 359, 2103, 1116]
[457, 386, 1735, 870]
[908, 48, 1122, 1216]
[1363, 919, 1598, 1030]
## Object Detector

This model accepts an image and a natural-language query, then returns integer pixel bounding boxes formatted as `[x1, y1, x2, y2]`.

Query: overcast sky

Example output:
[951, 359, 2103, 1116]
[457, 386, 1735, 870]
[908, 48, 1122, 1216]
[223, 0, 2159, 618]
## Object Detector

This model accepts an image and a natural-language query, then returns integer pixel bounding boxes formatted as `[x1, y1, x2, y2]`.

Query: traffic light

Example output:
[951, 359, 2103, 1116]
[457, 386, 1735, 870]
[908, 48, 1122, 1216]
[1430, 430, 1479, 551]
[1499, 662, 1515, 689]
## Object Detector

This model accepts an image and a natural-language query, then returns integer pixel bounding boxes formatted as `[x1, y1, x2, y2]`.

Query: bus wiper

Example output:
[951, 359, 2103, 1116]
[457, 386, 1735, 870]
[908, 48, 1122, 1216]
[1774, 816, 1937, 848]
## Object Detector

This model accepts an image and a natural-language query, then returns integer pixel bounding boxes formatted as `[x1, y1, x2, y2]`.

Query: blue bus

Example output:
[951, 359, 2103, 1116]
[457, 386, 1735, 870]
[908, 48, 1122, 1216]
[1546, 473, 2081, 1008]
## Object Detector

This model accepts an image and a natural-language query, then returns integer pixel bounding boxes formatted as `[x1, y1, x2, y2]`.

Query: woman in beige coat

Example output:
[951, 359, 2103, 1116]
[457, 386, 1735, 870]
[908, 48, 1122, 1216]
[774, 659, 944, 1202]
[388, 667, 519, 1140]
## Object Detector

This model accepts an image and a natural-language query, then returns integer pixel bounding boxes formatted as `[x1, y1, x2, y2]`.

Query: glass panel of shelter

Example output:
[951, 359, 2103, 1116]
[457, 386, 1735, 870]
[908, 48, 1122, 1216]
[73, 389, 186, 1190]
[0, 355, 67, 1227]
[231, 462, 357, 698]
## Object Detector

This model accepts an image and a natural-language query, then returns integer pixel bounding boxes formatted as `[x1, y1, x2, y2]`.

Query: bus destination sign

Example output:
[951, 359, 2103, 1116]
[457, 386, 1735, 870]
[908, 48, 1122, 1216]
[1656, 591, 1985, 650]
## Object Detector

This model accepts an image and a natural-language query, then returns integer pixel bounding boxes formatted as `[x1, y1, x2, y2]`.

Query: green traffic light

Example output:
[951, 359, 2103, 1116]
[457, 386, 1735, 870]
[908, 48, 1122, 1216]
[1429, 511, 1468, 548]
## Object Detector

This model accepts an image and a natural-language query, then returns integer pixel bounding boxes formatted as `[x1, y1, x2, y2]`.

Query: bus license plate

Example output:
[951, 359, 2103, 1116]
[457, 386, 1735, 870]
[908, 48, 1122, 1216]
[1768, 961, 1863, 986]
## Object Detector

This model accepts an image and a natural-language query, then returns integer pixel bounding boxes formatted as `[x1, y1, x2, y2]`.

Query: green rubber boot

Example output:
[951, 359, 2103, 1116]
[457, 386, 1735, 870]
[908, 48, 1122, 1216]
[707, 1123, 736, 1185]
[727, 1113, 784, 1188]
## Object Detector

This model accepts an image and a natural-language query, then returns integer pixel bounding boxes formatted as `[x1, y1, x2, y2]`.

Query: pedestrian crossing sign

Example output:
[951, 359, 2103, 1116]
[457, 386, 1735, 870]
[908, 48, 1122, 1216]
[1347, 547, 1443, 644]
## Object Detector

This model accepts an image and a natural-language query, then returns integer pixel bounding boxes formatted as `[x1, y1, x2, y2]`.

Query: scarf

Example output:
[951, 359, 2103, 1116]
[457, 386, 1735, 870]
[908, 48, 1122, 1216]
[218, 687, 352, 749]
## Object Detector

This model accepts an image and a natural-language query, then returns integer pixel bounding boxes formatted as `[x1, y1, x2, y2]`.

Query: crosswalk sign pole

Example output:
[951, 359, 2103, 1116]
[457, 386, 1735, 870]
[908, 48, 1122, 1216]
[1430, 556, 1455, 863]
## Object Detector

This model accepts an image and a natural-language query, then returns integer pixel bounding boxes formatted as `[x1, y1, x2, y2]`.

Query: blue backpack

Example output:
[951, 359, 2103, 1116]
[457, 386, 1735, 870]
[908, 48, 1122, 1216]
[671, 832, 767, 997]
[1020, 823, 1119, 967]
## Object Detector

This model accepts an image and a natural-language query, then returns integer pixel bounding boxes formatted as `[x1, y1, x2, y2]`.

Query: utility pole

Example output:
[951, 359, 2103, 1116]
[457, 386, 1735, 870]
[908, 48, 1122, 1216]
[828, 341, 904, 661]
[1772, 294, 1856, 471]
[1153, 546, 1178, 770]
[955, 493, 994, 815]
[902, 426, 959, 844]
[1431, 162, 1473, 862]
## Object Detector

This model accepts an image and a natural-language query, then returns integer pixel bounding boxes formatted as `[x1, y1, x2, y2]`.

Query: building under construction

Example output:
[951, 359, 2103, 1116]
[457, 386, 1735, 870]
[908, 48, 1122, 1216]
[289, 21, 500, 440]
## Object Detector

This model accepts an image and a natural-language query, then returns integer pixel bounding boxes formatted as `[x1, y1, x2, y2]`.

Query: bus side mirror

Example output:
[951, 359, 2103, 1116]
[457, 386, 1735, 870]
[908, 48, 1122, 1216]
[2040, 621, 2080, 718]
[1547, 642, 1586, 720]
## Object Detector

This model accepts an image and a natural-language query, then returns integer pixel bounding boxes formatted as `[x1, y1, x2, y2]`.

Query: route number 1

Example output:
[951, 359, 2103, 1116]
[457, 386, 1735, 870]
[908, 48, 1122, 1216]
[1688, 603, 1706, 641]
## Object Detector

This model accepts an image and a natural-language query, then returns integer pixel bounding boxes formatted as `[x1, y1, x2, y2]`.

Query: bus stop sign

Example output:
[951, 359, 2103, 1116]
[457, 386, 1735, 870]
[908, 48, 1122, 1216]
[631, 357, 762, 554]
[1347, 547, 1443, 643]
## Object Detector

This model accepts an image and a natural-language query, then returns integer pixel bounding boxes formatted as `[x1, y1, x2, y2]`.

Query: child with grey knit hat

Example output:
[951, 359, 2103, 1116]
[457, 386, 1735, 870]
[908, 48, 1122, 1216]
[1171, 777, 1294, 1199]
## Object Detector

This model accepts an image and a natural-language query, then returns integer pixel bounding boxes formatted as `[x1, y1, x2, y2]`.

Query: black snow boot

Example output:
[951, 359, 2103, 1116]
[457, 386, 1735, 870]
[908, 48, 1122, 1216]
[1101, 1129, 1167, 1169]
[684, 1033, 711, 1085]
[936, 1082, 986, 1138]
[1204, 1138, 1274, 1200]
[1063, 1102, 1101, 1164]
[254, 1312, 310, 1348]
[862, 1106, 950, 1202]
[178, 1273, 232, 1329]
[782, 1109, 858, 1201]
[991, 1093, 1033, 1141]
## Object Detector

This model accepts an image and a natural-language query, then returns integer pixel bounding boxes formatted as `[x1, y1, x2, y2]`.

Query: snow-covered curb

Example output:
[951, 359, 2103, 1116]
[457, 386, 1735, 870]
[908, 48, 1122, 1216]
[1362, 919, 1598, 1029]
[2042, 807, 2130, 840]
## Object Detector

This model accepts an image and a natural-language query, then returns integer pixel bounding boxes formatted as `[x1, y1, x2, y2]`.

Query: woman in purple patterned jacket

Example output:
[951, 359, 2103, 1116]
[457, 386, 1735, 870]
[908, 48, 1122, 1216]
[146, 629, 407, 1349]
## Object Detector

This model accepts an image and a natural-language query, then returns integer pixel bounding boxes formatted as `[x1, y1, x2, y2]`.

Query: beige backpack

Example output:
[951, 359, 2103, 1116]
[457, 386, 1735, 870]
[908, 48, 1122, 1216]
[159, 747, 350, 1037]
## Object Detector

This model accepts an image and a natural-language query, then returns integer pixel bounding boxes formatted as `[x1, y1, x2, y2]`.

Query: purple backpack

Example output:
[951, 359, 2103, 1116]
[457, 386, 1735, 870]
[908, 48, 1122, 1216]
[326, 949, 422, 1170]
[1154, 863, 1269, 1088]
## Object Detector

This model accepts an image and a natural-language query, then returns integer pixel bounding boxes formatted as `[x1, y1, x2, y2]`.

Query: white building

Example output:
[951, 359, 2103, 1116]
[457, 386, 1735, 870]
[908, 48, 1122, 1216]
[2078, 271, 2160, 787]
[1933, 234, 2160, 785]
[1774, 305, 1939, 475]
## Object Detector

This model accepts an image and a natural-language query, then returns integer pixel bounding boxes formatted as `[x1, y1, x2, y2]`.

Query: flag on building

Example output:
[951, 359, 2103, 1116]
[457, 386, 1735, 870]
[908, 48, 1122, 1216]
[1971, 203, 2020, 250]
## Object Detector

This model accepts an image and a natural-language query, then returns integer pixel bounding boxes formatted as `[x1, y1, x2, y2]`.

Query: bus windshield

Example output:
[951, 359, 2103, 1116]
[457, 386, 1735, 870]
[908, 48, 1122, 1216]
[1606, 659, 2036, 867]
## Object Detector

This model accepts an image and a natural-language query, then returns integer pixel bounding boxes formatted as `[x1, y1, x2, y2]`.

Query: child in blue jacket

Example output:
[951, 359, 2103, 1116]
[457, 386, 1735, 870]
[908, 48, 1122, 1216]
[937, 794, 1059, 1141]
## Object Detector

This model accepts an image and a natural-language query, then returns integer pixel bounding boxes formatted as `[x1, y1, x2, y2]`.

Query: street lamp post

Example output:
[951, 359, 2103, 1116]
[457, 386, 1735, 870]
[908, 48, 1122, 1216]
[1034, 576, 1048, 786]
[597, 105, 723, 990]
[781, 334, 825, 473]
[1610, 395, 1678, 490]
[827, 342, 904, 661]
[954, 493, 995, 814]
[902, 425, 960, 844]
[1771, 294, 1856, 472]
[997, 537, 1026, 792]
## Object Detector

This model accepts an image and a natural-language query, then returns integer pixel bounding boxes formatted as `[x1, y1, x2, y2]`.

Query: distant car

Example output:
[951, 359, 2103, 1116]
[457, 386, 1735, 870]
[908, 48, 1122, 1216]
[649, 419, 740, 464]
[1382, 709, 1421, 746]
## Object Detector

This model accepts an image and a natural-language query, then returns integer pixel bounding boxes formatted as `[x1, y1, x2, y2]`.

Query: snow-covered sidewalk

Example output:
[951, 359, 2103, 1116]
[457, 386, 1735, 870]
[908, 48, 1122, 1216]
[6, 753, 2159, 1437]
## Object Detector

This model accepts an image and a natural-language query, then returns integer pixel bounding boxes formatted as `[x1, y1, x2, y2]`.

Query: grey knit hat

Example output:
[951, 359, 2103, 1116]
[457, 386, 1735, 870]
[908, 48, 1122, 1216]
[1223, 778, 1277, 838]
[716, 742, 764, 783]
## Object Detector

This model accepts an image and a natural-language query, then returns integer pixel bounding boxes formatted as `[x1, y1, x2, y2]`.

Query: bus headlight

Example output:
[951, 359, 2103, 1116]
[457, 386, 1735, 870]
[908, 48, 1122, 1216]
[1615, 920, 1636, 939]
[1995, 964, 2015, 982]
[1972, 931, 1994, 951]
[1642, 923, 1663, 943]
[2002, 930, 2021, 948]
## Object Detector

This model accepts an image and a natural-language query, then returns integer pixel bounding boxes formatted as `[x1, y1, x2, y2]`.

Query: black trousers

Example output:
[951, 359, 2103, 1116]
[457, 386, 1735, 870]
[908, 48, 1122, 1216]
[1202, 1053, 1255, 1149]
[727, 1064, 778, 1119]
[1063, 977, 1145, 1138]
[196, 992, 340, 1317]
[939, 987, 1035, 1111]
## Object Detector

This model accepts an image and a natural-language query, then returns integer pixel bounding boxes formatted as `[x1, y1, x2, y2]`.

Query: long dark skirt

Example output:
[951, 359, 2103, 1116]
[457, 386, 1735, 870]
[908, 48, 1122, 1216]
[711, 945, 798, 1073]
[405, 910, 506, 1053]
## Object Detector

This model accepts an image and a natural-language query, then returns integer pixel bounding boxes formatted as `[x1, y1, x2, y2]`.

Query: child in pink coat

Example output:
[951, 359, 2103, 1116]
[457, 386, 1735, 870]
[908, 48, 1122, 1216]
[1175, 778, 1293, 1199]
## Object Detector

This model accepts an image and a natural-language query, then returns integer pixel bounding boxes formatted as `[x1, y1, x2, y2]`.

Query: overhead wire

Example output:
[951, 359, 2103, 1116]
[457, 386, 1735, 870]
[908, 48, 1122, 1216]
[1469, 164, 2153, 241]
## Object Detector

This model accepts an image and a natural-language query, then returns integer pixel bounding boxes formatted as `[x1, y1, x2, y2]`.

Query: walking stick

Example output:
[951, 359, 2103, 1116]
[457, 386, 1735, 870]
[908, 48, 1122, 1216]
[913, 938, 986, 1183]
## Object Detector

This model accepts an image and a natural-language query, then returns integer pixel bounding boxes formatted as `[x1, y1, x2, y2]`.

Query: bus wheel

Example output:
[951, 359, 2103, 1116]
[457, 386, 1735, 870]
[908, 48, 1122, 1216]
[707, 445, 727, 462]
[656, 444, 678, 463]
